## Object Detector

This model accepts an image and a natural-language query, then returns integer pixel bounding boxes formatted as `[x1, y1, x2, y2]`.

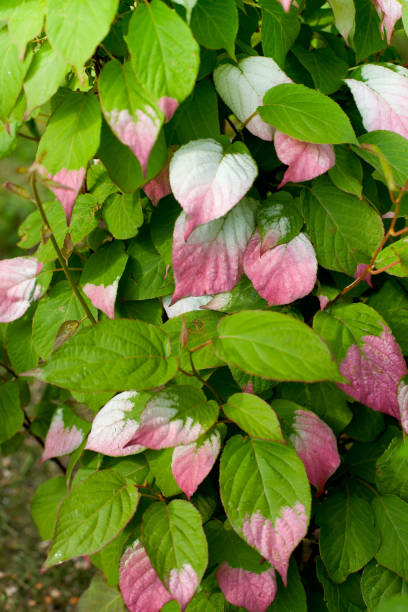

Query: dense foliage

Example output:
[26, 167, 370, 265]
[2, 0, 408, 610]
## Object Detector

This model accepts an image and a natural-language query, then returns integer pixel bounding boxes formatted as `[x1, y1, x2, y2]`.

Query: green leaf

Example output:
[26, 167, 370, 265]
[260, 0, 300, 68]
[0, 381, 23, 444]
[316, 557, 366, 612]
[316, 489, 380, 583]
[122, 228, 174, 300]
[351, 0, 386, 62]
[37, 91, 102, 173]
[269, 559, 307, 612]
[23, 42, 69, 118]
[103, 455, 150, 486]
[32, 281, 96, 359]
[78, 574, 125, 612]
[328, 146, 363, 198]
[127, 0, 200, 102]
[163, 310, 224, 373]
[301, 178, 384, 276]
[292, 46, 348, 95]
[275, 382, 352, 435]
[257, 193, 303, 247]
[45, 469, 139, 568]
[0, 119, 17, 159]
[327, 0, 355, 43]
[259, 83, 357, 144]
[377, 596, 408, 612]
[190, 0, 238, 57]
[30, 476, 67, 540]
[87, 162, 117, 204]
[146, 448, 182, 497]
[345, 426, 401, 485]
[31, 318, 178, 392]
[141, 500, 208, 604]
[344, 402, 385, 442]
[368, 280, 408, 354]
[103, 192, 143, 240]
[353, 131, 408, 189]
[362, 560, 408, 611]
[46, 0, 119, 74]
[375, 239, 408, 277]
[220, 435, 311, 582]
[6, 307, 39, 373]
[373, 495, 408, 580]
[223, 393, 283, 441]
[90, 526, 132, 587]
[376, 438, 408, 502]
[166, 78, 220, 146]
[0, 27, 30, 121]
[8, 0, 47, 59]
[214, 310, 343, 383]
[97, 119, 168, 193]
[150, 196, 180, 265]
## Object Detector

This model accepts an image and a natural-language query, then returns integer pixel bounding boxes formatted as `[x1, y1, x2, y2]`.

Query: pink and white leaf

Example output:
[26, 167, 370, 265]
[119, 540, 172, 612]
[375, 0, 402, 44]
[274, 131, 335, 188]
[158, 96, 178, 122]
[290, 409, 340, 495]
[108, 107, 161, 175]
[41, 407, 85, 462]
[171, 428, 221, 499]
[169, 139, 257, 238]
[83, 278, 119, 319]
[244, 231, 317, 306]
[166, 564, 198, 610]
[354, 263, 373, 288]
[243, 502, 308, 585]
[48, 167, 85, 224]
[0, 256, 43, 323]
[162, 294, 212, 318]
[171, 198, 256, 303]
[345, 65, 408, 139]
[398, 375, 408, 435]
[143, 160, 171, 206]
[214, 57, 292, 140]
[85, 391, 147, 456]
[217, 563, 277, 612]
[338, 326, 407, 419]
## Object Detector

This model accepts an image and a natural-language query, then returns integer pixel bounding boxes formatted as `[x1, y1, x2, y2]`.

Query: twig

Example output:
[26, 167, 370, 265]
[31, 174, 97, 325]
[188, 351, 223, 404]
[0, 362, 18, 378]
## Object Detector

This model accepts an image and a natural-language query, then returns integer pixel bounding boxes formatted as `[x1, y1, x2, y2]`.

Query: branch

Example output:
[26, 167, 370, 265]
[31, 173, 97, 325]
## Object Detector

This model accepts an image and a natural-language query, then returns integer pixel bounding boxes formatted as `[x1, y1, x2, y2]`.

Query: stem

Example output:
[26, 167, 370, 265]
[31, 174, 97, 325]
[187, 351, 223, 404]
[371, 260, 402, 275]
[391, 226, 408, 237]
[0, 362, 18, 378]
[189, 339, 212, 353]
[326, 179, 408, 308]
[241, 110, 258, 130]
[225, 116, 242, 140]
[23, 410, 66, 475]
[18, 132, 39, 142]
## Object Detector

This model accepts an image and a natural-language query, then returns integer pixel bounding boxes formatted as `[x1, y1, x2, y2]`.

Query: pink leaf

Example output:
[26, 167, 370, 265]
[143, 160, 171, 206]
[338, 327, 407, 419]
[171, 429, 221, 499]
[127, 402, 203, 450]
[346, 65, 408, 139]
[217, 563, 277, 612]
[290, 409, 340, 495]
[108, 108, 161, 175]
[83, 279, 119, 319]
[119, 540, 172, 612]
[0, 256, 43, 323]
[274, 131, 335, 187]
[49, 167, 85, 224]
[158, 96, 178, 123]
[242, 503, 308, 584]
[169, 139, 257, 238]
[398, 377, 408, 435]
[243, 231, 317, 306]
[166, 564, 198, 610]
[279, 0, 292, 11]
[171, 199, 256, 304]
[319, 295, 329, 310]
[41, 408, 85, 462]
[354, 263, 373, 288]
[85, 391, 147, 456]
[375, 0, 402, 44]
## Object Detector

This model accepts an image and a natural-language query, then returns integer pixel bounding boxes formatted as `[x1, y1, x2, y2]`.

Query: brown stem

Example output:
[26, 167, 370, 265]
[189, 339, 212, 353]
[390, 226, 408, 237]
[187, 351, 223, 404]
[371, 260, 402, 275]
[31, 174, 97, 325]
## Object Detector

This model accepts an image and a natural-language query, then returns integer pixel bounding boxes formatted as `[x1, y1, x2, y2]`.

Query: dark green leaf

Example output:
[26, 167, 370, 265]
[0, 381, 23, 444]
